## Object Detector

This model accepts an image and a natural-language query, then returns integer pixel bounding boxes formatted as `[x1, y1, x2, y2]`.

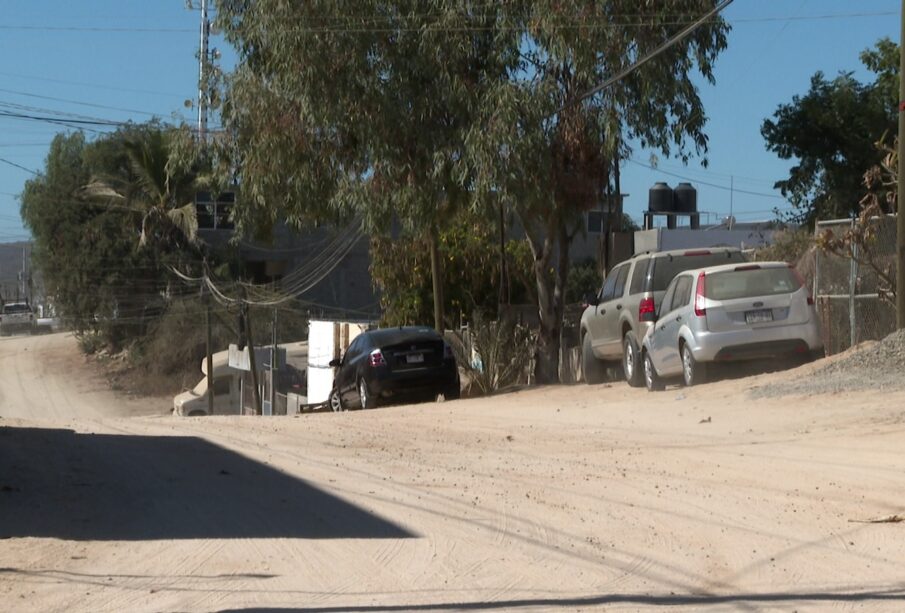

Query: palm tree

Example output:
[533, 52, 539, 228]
[82, 128, 199, 250]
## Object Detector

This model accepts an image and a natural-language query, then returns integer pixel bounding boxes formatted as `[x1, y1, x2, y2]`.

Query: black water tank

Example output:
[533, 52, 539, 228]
[674, 182, 697, 213]
[648, 182, 674, 212]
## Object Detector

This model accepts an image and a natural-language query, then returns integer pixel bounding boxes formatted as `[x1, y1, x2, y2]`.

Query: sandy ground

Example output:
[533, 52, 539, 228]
[1, 332, 904, 612]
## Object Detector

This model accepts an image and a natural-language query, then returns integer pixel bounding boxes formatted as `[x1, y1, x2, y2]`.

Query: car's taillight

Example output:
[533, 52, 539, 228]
[639, 297, 656, 322]
[443, 342, 454, 360]
[734, 264, 761, 271]
[694, 272, 707, 317]
[789, 265, 814, 305]
[368, 349, 387, 367]
[683, 250, 711, 256]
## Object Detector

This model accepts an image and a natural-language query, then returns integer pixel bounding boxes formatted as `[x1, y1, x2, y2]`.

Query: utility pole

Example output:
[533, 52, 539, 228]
[205, 290, 214, 416]
[897, 0, 905, 328]
[429, 227, 444, 332]
[729, 176, 734, 230]
[245, 304, 262, 415]
[198, 0, 210, 141]
[271, 308, 278, 415]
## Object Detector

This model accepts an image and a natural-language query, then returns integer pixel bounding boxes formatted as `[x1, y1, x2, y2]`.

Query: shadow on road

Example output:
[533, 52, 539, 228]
[216, 587, 905, 611]
[0, 426, 414, 541]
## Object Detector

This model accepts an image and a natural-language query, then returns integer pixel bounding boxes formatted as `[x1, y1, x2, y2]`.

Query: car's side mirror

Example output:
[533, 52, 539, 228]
[583, 293, 600, 307]
[329, 358, 341, 368]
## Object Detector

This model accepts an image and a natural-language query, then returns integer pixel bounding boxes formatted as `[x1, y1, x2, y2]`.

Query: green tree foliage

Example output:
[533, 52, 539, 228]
[371, 211, 535, 327]
[762, 38, 899, 225]
[82, 129, 200, 250]
[20, 126, 205, 350]
[212, 1, 728, 383]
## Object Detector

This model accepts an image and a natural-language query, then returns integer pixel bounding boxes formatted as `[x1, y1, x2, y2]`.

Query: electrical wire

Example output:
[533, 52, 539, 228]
[0, 10, 894, 34]
[626, 158, 786, 200]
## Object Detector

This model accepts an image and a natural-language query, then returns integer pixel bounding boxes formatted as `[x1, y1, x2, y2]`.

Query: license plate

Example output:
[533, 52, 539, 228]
[745, 309, 773, 324]
[406, 353, 424, 364]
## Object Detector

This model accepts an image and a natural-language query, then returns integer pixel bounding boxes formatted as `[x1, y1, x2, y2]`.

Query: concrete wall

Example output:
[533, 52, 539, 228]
[306, 320, 371, 404]
[634, 228, 775, 255]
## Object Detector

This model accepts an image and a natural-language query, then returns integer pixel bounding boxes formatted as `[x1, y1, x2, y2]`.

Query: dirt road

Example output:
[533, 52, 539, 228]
[1, 332, 904, 612]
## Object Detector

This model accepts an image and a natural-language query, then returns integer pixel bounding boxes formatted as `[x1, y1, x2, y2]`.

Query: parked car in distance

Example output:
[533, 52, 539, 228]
[329, 326, 460, 410]
[580, 247, 747, 386]
[173, 351, 241, 416]
[641, 261, 824, 391]
[0, 302, 36, 336]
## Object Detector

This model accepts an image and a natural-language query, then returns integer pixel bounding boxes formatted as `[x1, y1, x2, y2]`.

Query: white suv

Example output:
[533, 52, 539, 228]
[579, 248, 747, 385]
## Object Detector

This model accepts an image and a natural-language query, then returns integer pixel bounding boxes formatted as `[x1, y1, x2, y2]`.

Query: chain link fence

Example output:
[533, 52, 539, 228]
[814, 215, 897, 355]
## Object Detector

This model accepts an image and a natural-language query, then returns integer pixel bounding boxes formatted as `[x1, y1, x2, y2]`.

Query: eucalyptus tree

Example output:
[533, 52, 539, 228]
[213, 1, 506, 331]
[212, 0, 728, 383]
[467, 1, 728, 382]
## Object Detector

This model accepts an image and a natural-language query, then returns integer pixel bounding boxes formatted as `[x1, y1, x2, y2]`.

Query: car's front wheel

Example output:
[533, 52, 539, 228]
[582, 333, 606, 384]
[622, 331, 644, 388]
[681, 344, 707, 387]
[329, 388, 344, 412]
[643, 351, 665, 392]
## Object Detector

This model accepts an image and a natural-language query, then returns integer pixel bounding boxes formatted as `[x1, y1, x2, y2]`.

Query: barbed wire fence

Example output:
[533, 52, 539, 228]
[814, 215, 898, 355]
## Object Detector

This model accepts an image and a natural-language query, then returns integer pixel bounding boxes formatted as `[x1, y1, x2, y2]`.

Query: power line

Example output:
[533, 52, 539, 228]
[0, 10, 894, 34]
[0, 156, 40, 176]
[568, 0, 734, 110]
[0, 70, 186, 99]
[0, 87, 182, 119]
[626, 157, 786, 200]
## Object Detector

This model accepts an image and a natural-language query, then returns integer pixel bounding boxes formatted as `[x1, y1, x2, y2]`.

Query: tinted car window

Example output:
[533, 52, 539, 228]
[611, 264, 630, 300]
[671, 276, 693, 311]
[651, 251, 745, 292]
[599, 269, 620, 302]
[212, 377, 231, 396]
[659, 278, 679, 317]
[2, 304, 30, 314]
[345, 336, 364, 361]
[369, 327, 440, 347]
[628, 259, 649, 295]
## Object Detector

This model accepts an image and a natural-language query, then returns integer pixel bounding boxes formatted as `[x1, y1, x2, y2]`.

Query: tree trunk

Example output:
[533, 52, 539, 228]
[530, 229, 559, 384]
[529, 215, 574, 385]
[429, 227, 444, 332]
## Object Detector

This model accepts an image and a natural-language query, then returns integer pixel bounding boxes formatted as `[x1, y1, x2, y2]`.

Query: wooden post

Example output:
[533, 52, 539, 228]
[245, 304, 262, 416]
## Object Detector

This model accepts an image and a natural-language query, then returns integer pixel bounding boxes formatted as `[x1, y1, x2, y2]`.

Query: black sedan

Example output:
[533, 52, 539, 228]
[328, 326, 460, 410]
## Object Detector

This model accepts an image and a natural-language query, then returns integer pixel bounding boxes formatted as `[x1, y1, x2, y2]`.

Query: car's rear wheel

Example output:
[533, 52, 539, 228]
[582, 333, 606, 384]
[329, 388, 344, 412]
[622, 331, 644, 388]
[643, 351, 665, 392]
[359, 378, 378, 409]
[681, 344, 707, 387]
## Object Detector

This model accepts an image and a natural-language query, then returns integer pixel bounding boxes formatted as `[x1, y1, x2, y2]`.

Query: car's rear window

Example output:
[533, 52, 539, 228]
[651, 252, 745, 291]
[369, 327, 440, 347]
[705, 267, 802, 300]
[2, 304, 30, 314]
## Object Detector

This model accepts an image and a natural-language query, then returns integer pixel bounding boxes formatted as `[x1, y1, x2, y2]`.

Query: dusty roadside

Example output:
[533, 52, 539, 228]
[1, 332, 904, 612]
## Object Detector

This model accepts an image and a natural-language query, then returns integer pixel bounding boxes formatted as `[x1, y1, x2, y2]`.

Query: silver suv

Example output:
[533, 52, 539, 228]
[579, 247, 747, 386]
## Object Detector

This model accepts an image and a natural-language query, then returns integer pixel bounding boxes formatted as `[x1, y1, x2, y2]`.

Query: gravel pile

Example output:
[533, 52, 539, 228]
[751, 329, 905, 398]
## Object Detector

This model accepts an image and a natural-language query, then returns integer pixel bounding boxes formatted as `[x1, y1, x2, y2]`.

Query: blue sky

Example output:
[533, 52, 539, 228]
[0, 0, 899, 241]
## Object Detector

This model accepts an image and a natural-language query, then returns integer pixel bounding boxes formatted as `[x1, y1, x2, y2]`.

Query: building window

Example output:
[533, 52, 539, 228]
[196, 191, 236, 230]
[587, 211, 603, 233]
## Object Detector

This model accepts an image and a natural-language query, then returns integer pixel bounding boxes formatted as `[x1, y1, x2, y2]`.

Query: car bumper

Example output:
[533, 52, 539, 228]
[370, 366, 459, 400]
[688, 322, 823, 362]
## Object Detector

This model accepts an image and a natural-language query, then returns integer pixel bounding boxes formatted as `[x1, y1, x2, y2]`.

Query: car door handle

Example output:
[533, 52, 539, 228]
[659, 325, 666, 331]
[676, 315, 682, 322]
[615, 304, 622, 311]
[598, 308, 605, 315]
